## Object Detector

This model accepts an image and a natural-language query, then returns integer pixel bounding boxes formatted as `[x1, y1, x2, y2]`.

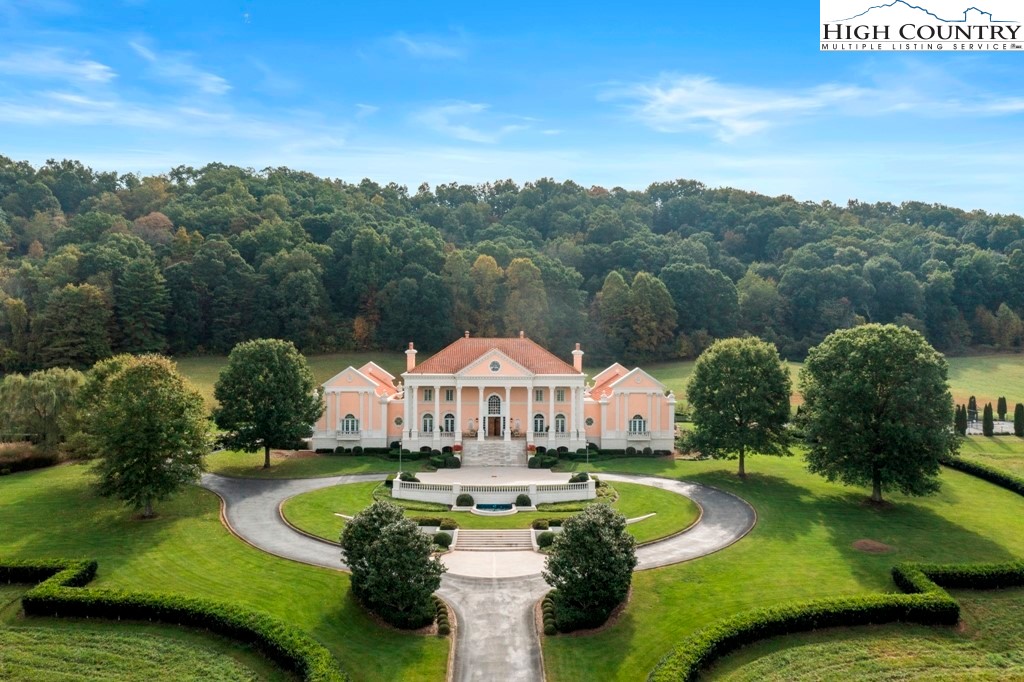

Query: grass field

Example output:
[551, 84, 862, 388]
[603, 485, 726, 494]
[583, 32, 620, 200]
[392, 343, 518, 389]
[0, 581, 289, 681]
[205, 450, 424, 479]
[280, 480, 700, 545]
[959, 436, 1024, 477]
[0, 464, 448, 682]
[541, 455, 1024, 681]
[176, 351, 1023, 413]
[706, 588, 1024, 680]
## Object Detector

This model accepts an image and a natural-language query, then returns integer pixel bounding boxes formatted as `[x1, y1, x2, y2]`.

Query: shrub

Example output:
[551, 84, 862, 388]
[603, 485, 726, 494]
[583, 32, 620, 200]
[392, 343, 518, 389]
[455, 493, 474, 507]
[537, 531, 555, 548]
[536, 446, 547, 454]
[439, 518, 459, 530]
[569, 472, 589, 483]
[334, 446, 345, 454]
[414, 517, 442, 526]
[516, 494, 532, 507]
[549, 518, 562, 527]
[642, 446, 653, 456]
[443, 455, 461, 469]
[441, 446, 452, 453]
[389, 441, 400, 450]
[433, 532, 452, 549]
[626, 446, 637, 456]
[429, 455, 445, 469]
[315, 448, 333, 454]
[532, 519, 549, 530]
[430, 449, 442, 458]
[384, 474, 396, 489]
[0, 446, 59, 475]
[544, 622, 557, 636]
[5, 559, 347, 682]
[399, 471, 419, 482]
[352, 446, 362, 455]
[557, 446, 568, 454]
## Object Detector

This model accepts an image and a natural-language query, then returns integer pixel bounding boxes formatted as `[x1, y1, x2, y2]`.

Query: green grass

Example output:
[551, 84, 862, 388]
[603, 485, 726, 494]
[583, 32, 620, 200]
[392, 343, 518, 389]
[205, 450, 425, 479]
[0, 464, 448, 682]
[705, 588, 1024, 680]
[175, 352, 405, 408]
[542, 455, 1024, 681]
[281, 480, 699, 544]
[959, 435, 1024, 477]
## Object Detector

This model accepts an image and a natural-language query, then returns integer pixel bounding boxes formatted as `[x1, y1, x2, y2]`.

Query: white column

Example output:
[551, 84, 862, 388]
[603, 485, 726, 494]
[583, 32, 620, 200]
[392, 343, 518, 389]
[526, 384, 534, 441]
[455, 385, 463, 439]
[600, 399, 607, 443]
[411, 384, 419, 439]
[478, 386, 485, 441]
[433, 384, 440, 443]
[647, 393, 653, 434]
[569, 387, 577, 441]
[549, 385, 556, 444]
[380, 395, 387, 442]
[504, 385, 511, 441]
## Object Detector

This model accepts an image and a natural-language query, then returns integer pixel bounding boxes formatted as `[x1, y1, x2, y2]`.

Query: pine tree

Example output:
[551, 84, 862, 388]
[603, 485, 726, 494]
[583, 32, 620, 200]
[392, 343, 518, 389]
[503, 258, 549, 342]
[997, 396, 1007, 421]
[34, 284, 112, 369]
[626, 272, 677, 362]
[983, 403, 994, 437]
[116, 259, 170, 353]
[595, 271, 631, 358]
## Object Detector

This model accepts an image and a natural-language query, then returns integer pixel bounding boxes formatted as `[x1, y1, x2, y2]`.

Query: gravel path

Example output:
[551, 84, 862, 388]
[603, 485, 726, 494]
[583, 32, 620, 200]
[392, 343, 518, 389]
[199, 470, 755, 682]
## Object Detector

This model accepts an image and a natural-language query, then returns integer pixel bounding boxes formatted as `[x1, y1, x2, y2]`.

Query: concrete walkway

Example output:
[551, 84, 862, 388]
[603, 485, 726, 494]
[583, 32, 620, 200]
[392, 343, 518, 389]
[199, 470, 755, 682]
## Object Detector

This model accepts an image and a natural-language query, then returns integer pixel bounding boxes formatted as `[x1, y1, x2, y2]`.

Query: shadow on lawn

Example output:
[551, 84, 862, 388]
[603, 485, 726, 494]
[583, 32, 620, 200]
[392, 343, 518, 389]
[0, 464, 188, 577]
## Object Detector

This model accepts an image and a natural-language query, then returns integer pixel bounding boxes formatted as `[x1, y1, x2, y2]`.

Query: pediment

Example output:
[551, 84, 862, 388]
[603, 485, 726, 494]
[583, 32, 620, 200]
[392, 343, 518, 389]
[457, 349, 534, 378]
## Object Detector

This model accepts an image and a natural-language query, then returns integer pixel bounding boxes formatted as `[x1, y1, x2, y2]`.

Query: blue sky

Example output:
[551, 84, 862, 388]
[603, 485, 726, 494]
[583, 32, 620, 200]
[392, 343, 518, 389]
[1, 0, 1023, 212]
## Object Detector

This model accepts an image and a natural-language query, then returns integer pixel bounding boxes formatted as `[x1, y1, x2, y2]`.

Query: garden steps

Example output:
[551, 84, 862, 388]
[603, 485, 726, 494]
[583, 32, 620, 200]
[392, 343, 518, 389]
[460, 440, 528, 467]
[453, 529, 534, 551]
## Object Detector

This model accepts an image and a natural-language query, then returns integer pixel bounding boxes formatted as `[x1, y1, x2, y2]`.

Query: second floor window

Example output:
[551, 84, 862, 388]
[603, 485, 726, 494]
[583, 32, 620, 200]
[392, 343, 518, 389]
[341, 414, 359, 433]
[535, 388, 544, 402]
[445, 388, 454, 402]
[423, 388, 433, 402]
[629, 415, 647, 433]
[556, 388, 566, 402]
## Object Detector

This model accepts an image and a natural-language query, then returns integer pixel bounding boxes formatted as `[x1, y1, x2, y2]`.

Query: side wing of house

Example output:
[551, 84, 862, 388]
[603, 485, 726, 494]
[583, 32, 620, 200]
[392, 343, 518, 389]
[585, 366, 675, 452]
[311, 366, 396, 450]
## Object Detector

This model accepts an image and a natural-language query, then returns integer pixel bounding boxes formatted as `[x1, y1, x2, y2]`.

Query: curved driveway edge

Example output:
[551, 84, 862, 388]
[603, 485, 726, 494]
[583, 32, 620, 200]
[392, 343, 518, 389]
[200, 471, 756, 682]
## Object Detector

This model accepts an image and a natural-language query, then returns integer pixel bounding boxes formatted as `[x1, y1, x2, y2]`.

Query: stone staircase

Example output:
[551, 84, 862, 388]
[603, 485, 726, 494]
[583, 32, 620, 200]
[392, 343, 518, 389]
[454, 529, 534, 551]
[461, 440, 528, 467]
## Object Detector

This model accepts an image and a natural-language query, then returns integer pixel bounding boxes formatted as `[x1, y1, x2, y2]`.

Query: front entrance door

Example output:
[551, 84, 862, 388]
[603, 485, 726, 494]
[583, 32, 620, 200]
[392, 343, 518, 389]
[488, 416, 502, 437]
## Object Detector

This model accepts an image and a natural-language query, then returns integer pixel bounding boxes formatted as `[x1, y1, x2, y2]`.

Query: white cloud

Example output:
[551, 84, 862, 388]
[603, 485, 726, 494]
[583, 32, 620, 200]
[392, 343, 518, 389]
[607, 72, 1024, 141]
[355, 103, 379, 118]
[0, 48, 115, 83]
[391, 32, 464, 59]
[412, 102, 527, 143]
[129, 39, 230, 95]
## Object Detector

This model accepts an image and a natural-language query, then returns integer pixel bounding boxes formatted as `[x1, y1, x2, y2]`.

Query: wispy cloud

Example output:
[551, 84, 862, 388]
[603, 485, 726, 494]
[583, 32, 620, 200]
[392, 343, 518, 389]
[412, 101, 526, 143]
[129, 39, 230, 95]
[355, 103, 379, 118]
[0, 48, 115, 83]
[391, 32, 465, 59]
[607, 71, 1024, 141]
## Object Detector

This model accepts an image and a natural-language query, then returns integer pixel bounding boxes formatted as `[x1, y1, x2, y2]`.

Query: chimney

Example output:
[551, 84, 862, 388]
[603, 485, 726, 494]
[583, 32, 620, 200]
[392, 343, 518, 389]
[464, 330, 470, 338]
[519, 330, 524, 338]
[406, 342, 417, 371]
[572, 342, 584, 372]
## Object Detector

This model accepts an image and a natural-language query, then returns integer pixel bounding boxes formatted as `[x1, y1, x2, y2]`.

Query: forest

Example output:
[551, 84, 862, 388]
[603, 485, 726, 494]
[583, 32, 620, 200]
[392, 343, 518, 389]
[1, 155, 1023, 373]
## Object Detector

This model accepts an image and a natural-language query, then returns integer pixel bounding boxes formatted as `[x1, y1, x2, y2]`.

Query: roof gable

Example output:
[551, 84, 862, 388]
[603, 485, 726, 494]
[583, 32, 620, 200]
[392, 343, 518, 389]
[322, 367, 380, 391]
[457, 349, 534, 378]
[609, 367, 667, 392]
[407, 337, 580, 375]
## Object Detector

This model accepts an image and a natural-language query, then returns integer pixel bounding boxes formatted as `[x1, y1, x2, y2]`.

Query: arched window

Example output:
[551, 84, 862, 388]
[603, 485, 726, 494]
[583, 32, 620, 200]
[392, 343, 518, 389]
[488, 395, 502, 415]
[629, 415, 647, 434]
[555, 414, 566, 433]
[533, 413, 545, 433]
[443, 413, 455, 432]
[422, 413, 434, 433]
[341, 414, 359, 434]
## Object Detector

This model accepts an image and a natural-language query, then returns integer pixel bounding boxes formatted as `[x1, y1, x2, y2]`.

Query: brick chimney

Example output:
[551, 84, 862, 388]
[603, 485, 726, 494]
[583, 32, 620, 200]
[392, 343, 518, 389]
[572, 342, 584, 372]
[406, 342, 417, 371]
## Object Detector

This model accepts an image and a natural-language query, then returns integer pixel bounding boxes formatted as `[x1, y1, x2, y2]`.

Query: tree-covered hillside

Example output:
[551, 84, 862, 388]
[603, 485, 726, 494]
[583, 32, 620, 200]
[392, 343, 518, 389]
[1, 156, 1022, 371]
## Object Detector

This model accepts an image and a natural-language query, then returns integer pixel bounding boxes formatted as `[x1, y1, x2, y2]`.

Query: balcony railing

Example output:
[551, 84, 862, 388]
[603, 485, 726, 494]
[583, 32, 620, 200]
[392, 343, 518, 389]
[336, 429, 361, 439]
[627, 430, 650, 439]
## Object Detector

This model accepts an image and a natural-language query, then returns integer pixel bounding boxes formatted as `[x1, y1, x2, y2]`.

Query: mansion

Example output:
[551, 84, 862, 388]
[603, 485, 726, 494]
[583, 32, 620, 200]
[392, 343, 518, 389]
[310, 333, 676, 465]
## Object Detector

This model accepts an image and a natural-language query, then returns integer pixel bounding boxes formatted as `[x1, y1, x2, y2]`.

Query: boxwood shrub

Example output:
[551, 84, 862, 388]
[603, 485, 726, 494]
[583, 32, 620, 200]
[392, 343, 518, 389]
[516, 494, 532, 507]
[455, 493, 474, 507]
[433, 532, 452, 549]
[536, 531, 555, 548]
[4, 558, 347, 682]
[438, 518, 459, 531]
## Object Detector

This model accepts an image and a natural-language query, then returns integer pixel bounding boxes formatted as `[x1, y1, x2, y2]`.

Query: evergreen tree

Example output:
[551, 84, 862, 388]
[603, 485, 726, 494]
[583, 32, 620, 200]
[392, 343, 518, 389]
[33, 284, 111, 369]
[469, 254, 504, 336]
[116, 259, 170, 353]
[983, 402, 994, 436]
[968, 395, 978, 422]
[626, 272, 677, 361]
[997, 396, 1007, 421]
[954, 404, 967, 436]
[1014, 403, 1024, 437]
[595, 271, 631, 359]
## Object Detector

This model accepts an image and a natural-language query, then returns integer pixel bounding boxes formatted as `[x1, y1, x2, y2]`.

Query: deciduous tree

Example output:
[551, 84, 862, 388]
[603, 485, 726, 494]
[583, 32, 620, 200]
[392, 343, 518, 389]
[214, 339, 324, 468]
[93, 355, 209, 518]
[686, 337, 792, 477]
[800, 324, 958, 504]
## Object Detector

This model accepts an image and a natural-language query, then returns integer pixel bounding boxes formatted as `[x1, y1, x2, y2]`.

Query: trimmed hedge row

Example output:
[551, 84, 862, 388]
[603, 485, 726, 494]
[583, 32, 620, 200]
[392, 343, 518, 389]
[940, 455, 1024, 497]
[648, 561, 1024, 681]
[541, 593, 557, 636]
[433, 596, 451, 637]
[2, 558, 347, 682]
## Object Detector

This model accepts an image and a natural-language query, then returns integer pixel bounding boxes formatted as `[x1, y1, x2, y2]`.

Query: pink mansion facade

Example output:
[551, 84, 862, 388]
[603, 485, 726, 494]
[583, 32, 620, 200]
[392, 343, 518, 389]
[310, 333, 676, 464]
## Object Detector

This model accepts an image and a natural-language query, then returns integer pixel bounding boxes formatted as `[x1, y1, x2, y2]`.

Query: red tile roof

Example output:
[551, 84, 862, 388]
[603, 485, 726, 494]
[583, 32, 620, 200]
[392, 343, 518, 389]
[408, 337, 581, 375]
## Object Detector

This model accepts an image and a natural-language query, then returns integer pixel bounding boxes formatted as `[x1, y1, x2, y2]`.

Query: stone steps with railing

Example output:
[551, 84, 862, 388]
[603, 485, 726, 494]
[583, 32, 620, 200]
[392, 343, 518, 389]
[460, 440, 528, 467]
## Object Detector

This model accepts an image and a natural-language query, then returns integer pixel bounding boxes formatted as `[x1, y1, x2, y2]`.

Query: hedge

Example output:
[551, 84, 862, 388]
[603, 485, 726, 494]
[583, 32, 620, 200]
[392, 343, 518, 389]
[0, 450, 60, 475]
[648, 560, 1024, 681]
[2, 558, 348, 682]
[940, 455, 1024, 497]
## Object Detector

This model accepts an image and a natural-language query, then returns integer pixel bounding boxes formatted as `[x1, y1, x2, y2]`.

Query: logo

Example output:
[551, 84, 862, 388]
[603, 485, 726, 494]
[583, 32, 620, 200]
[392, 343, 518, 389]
[821, 0, 1023, 51]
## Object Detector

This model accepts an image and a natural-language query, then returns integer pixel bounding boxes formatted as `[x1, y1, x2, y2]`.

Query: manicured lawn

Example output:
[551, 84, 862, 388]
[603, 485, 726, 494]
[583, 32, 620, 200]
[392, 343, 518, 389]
[176, 352, 405, 408]
[705, 588, 1024, 680]
[542, 455, 1024, 681]
[0, 581, 288, 682]
[959, 435, 1024, 477]
[0, 464, 448, 682]
[281, 480, 699, 544]
[205, 450, 424, 479]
